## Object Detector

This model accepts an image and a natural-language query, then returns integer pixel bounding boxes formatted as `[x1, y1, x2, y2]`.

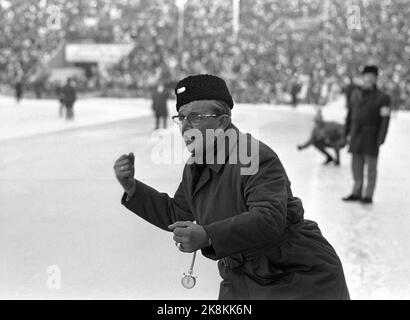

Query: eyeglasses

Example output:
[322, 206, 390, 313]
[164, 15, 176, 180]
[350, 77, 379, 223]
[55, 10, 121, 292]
[171, 113, 222, 126]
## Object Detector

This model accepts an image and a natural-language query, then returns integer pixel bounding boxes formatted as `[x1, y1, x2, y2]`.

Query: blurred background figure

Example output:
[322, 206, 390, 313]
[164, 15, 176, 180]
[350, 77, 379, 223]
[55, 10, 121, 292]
[151, 82, 169, 130]
[55, 81, 65, 118]
[61, 78, 77, 120]
[343, 65, 392, 204]
[32, 73, 47, 99]
[297, 109, 346, 166]
[389, 80, 402, 117]
[33, 80, 42, 99]
[290, 75, 302, 108]
[342, 76, 361, 112]
[14, 77, 23, 104]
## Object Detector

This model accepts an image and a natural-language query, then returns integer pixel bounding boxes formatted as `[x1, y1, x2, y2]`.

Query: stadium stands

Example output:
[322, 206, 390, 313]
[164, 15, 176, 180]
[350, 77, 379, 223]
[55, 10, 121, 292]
[0, 0, 408, 107]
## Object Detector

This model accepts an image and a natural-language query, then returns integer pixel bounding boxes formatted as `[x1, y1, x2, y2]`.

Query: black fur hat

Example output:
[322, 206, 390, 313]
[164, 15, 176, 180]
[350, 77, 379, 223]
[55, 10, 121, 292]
[174, 74, 234, 111]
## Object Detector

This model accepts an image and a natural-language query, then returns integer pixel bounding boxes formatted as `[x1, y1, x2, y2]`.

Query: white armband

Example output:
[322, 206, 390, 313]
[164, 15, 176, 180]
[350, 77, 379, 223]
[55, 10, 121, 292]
[380, 106, 391, 117]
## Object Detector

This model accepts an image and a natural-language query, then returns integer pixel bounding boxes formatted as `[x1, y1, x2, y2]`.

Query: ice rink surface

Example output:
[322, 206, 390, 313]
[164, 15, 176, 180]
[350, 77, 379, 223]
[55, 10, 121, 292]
[1, 96, 409, 299]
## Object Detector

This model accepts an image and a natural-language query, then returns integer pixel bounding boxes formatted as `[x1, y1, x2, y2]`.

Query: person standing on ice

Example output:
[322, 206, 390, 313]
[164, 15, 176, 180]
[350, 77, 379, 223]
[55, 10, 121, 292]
[61, 78, 77, 120]
[114, 74, 350, 300]
[290, 76, 301, 108]
[14, 76, 24, 104]
[342, 65, 392, 204]
[151, 82, 169, 130]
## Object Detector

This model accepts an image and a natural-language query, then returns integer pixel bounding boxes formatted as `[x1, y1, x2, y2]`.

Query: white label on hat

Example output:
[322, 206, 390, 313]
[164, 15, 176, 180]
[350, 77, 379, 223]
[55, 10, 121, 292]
[177, 86, 186, 94]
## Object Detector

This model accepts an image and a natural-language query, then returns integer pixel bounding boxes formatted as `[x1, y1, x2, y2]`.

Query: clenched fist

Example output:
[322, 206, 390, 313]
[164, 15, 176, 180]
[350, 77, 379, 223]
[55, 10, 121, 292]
[114, 153, 136, 194]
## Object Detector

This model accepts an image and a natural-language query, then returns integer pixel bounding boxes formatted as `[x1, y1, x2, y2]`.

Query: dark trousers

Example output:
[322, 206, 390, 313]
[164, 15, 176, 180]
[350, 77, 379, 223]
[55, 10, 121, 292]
[65, 102, 74, 120]
[291, 94, 298, 107]
[155, 115, 167, 129]
[16, 90, 23, 103]
[351, 153, 378, 198]
[59, 100, 65, 117]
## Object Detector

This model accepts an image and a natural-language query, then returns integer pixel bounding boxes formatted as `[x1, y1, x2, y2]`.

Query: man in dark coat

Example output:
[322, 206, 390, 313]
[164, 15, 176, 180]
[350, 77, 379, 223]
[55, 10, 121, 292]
[15, 79, 23, 104]
[343, 66, 391, 204]
[152, 83, 169, 130]
[114, 74, 350, 300]
[61, 78, 77, 120]
[297, 110, 346, 165]
[290, 77, 302, 108]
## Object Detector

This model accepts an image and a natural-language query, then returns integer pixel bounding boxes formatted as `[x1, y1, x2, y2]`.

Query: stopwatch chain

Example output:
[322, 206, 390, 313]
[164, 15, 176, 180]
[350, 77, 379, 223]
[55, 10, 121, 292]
[188, 251, 197, 275]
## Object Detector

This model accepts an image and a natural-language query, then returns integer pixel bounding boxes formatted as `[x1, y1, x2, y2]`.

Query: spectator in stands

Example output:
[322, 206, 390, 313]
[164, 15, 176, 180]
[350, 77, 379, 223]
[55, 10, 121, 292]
[0, 0, 409, 106]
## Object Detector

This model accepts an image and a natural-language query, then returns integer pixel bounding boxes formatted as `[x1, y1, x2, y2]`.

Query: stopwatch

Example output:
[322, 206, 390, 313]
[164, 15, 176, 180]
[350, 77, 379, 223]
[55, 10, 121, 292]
[181, 273, 196, 289]
[181, 251, 197, 289]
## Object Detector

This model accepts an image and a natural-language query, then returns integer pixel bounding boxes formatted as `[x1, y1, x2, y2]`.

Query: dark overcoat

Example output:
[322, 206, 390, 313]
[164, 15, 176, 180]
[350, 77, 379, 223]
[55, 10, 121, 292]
[151, 88, 169, 117]
[122, 125, 350, 299]
[61, 84, 77, 104]
[345, 86, 391, 156]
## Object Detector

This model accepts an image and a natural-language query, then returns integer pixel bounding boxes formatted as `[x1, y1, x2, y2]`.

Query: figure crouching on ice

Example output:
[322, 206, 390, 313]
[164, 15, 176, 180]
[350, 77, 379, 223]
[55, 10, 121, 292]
[297, 109, 346, 166]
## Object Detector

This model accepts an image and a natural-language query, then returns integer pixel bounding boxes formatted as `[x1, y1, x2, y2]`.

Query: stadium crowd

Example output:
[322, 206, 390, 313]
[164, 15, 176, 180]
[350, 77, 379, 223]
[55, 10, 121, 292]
[0, 0, 409, 108]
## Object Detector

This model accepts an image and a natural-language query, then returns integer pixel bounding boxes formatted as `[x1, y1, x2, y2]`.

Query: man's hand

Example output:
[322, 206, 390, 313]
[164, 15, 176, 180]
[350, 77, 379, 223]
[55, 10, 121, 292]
[168, 221, 210, 253]
[114, 153, 136, 195]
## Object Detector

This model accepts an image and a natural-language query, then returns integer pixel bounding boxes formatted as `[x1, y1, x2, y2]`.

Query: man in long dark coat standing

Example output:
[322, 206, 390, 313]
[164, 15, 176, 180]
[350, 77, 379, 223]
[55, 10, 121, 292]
[343, 66, 391, 204]
[15, 78, 24, 104]
[290, 77, 302, 108]
[114, 74, 350, 300]
[61, 78, 77, 120]
[151, 83, 169, 130]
